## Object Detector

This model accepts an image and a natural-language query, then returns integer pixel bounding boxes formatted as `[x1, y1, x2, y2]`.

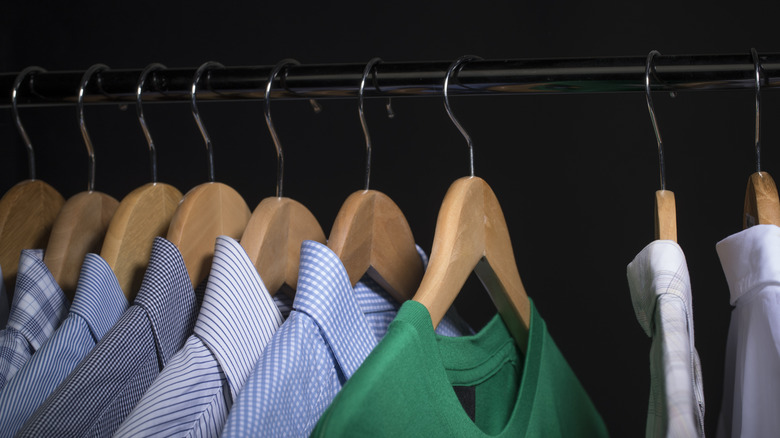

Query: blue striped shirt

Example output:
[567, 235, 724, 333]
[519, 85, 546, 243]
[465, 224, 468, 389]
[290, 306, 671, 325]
[113, 236, 285, 438]
[0, 253, 128, 437]
[17, 238, 202, 438]
[221, 240, 472, 437]
[0, 250, 68, 391]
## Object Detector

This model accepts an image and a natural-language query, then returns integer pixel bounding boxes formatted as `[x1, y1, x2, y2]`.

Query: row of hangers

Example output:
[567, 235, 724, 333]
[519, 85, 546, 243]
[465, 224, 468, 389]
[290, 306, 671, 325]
[651, 48, 780, 243]
[0, 55, 532, 349]
[1, 48, 779, 352]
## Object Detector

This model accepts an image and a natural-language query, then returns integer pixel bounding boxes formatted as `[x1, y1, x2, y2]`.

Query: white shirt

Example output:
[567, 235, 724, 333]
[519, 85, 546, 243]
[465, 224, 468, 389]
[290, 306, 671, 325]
[628, 240, 705, 438]
[716, 224, 780, 438]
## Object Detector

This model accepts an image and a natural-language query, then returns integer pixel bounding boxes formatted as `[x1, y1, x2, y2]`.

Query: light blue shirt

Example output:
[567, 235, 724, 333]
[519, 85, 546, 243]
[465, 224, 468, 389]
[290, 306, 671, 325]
[221, 240, 472, 437]
[0, 250, 68, 391]
[0, 253, 128, 437]
[114, 237, 285, 438]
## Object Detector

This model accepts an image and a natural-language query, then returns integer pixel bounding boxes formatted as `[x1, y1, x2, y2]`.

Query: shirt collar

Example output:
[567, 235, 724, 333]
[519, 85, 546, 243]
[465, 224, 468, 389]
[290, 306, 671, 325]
[351, 244, 429, 316]
[69, 253, 129, 342]
[294, 240, 377, 380]
[195, 236, 284, 402]
[8, 249, 69, 350]
[627, 240, 692, 336]
[133, 237, 199, 368]
[717, 224, 780, 305]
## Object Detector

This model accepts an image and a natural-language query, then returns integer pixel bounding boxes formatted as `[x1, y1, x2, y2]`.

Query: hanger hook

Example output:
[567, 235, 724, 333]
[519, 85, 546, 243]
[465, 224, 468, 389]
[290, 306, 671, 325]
[12, 66, 46, 180]
[751, 48, 762, 173]
[78, 63, 109, 192]
[265, 59, 299, 198]
[444, 55, 482, 177]
[359, 57, 385, 190]
[645, 50, 666, 190]
[191, 61, 224, 183]
[137, 63, 166, 183]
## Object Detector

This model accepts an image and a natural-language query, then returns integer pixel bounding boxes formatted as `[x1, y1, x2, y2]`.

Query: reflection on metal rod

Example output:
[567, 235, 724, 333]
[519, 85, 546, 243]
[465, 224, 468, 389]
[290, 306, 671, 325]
[3, 53, 780, 108]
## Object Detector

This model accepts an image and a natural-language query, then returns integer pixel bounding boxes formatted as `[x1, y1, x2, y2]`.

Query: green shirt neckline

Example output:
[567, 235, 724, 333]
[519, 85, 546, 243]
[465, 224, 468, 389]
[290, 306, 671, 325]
[402, 299, 543, 437]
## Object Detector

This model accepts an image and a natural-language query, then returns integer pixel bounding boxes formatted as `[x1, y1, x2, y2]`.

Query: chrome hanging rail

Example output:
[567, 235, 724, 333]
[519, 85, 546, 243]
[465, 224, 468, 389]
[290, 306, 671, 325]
[3, 53, 780, 108]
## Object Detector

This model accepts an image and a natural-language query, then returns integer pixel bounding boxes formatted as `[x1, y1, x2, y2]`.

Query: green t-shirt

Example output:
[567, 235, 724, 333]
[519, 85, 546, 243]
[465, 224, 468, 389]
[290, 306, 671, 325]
[312, 299, 608, 437]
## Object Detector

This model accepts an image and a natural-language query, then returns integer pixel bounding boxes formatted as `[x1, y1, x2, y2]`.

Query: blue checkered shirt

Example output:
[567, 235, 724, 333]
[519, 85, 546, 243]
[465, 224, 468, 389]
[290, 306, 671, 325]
[0, 253, 128, 437]
[221, 240, 472, 437]
[17, 237, 202, 437]
[114, 236, 285, 438]
[0, 264, 9, 327]
[0, 250, 68, 391]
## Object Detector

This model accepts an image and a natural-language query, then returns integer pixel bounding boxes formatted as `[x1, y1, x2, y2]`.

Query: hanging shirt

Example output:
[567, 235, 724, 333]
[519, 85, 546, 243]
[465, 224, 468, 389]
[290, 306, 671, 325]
[312, 299, 608, 437]
[716, 224, 780, 438]
[0, 264, 9, 327]
[221, 240, 472, 438]
[17, 237, 202, 438]
[0, 253, 128, 437]
[0, 249, 68, 391]
[114, 236, 285, 438]
[627, 240, 705, 438]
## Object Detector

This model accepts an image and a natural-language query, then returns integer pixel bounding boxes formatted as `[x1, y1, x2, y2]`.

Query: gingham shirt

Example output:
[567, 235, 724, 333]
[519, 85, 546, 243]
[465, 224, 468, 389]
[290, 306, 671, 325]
[17, 237, 202, 438]
[0, 249, 68, 391]
[114, 236, 285, 438]
[221, 240, 473, 438]
[717, 224, 780, 438]
[0, 253, 128, 437]
[0, 264, 9, 327]
[627, 240, 705, 438]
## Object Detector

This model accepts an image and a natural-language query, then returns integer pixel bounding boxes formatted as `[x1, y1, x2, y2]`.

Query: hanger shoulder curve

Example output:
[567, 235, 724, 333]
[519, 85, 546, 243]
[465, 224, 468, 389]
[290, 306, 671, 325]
[413, 176, 530, 349]
[328, 190, 424, 303]
[166, 182, 251, 288]
[100, 182, 182, 301]
[44, 191, 119, 300]
[0, 180, 65, 292]
[241, 196, 326, 296]
[744, 171, 780, 228]
[654, 190, 677, 241]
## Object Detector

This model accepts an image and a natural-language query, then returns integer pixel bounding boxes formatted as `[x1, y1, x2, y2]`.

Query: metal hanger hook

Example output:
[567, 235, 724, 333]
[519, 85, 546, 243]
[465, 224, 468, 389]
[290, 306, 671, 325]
[137, 63, 166, 183]
[751, 48, 762, 173]
[265, 59, 299, 197]
[645, 50, 666, 190]
[191, 61, 224, 183]
[444, 55, 482, 177]
[78, 63, 109, 192]
[359, 57, 386, 190]
[264, 59, 322, 197]
[12, 66, 46, 180]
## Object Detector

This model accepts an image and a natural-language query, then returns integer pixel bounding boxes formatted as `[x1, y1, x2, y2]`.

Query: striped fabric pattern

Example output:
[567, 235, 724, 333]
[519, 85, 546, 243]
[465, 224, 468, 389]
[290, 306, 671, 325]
[0, 264, 9, 327]
[221, 240, 473, 438]
[0, 253, 128, 437]
[114, 236, 285, 438]
[0, 249, 68, 391]
[17, 238, 200, 438]
[627, 240, 705, 438]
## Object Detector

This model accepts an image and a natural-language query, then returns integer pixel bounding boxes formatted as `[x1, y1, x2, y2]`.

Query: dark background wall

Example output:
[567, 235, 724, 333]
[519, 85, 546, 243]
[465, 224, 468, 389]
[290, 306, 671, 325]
[2, 2, 778, 435]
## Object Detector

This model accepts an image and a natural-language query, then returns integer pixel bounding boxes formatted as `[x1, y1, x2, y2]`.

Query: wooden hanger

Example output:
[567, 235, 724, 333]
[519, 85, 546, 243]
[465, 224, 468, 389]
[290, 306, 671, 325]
[743, 49, 780, 229]
[240, 60, 325, 296]
[646, 51, 678, 242]
[166, 62, 251, 288]
[327, 58, 423, 302]
[412, 56, 530, 351]
[100, 64, 183, 301]
[44, 64, 119, 300]
[0, 67, 65, 294]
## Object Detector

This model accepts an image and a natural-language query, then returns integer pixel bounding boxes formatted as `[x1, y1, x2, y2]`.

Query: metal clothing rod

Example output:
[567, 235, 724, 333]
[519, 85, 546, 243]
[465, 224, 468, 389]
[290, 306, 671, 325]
[2, 53, 780, 108]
